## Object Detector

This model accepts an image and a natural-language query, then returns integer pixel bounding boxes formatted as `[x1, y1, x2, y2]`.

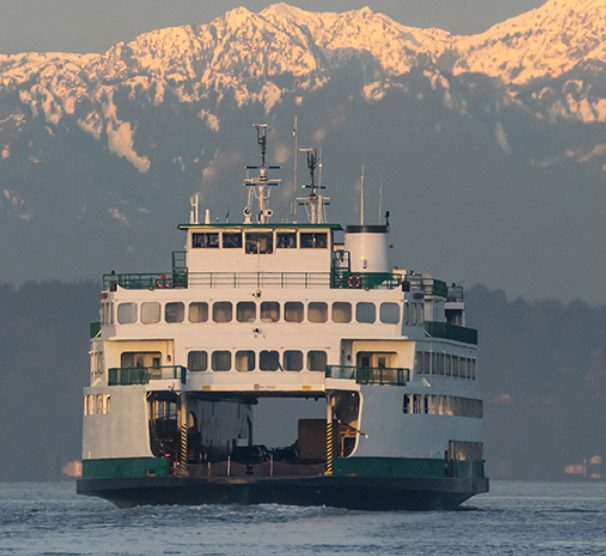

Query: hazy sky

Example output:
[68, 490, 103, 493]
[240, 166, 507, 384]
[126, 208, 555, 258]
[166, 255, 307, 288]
[1, 0, 545, 54]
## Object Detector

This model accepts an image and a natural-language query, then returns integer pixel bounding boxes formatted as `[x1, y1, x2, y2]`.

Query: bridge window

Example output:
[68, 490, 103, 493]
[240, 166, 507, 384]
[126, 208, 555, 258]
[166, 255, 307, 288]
[165, 302, 184, 323]
[356, 302, 376, 323]
[308, 302, 328, 323]
[237, 302, 256, 323]
[141, 302, 161, 324]
[260, 350, 280, 371]
[222, 232, 242, 248]
[307, 350, 327, 371]
[260, 301, 280, 322]
[331, 302, 351, 323]
[213, 302, 233, 323]
[277, 232, 297, 248]
[380, 303, 400, 324]
[189, 302, 208, 323]
[284, 302, 304, 323]
[192, 232, 219, 248]
[211, 351, 231, 371]
[117, 303, 137, 324]
[236, 351, 255, 372]
[300, 232, 327, 248]
[188, 351, 208, 372]
[284, 350, 303, 371]
[245, 232, 273, 254]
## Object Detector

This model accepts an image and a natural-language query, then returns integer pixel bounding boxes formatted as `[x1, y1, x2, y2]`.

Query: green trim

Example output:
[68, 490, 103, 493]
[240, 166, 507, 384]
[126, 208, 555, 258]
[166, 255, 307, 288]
[89, 321, 101, 338]
[178, 223, 342, 230]
[425, 321, 478, 345]
[334, 457, 485, 479]
[82, 457, 170, 479]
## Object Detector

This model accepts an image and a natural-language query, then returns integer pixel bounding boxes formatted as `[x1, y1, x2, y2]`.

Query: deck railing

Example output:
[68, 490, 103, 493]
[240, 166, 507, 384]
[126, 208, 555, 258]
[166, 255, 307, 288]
[108, 366, 187, 386]
[103, 271, 403, 291]
[424, 321, 478, 345]
[325, 365, 410, 386]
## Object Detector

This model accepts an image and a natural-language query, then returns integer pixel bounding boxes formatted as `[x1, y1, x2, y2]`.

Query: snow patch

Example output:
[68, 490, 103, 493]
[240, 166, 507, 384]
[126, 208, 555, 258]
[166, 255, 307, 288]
[495, 122, 512, 154]
[1, 145, 9, 159]
[198, 109, 221, 132]
[108, 207, 129, 226]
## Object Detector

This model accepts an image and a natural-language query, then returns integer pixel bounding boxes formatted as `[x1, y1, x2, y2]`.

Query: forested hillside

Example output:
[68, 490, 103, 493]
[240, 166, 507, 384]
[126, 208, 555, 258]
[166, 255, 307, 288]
[0, 281, 603, 481]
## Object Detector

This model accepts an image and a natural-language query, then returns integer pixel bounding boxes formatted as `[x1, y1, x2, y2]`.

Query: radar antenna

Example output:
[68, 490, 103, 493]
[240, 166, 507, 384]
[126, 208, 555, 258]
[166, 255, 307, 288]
[243, 124, 282, 224]
[296, 147, 330, 224]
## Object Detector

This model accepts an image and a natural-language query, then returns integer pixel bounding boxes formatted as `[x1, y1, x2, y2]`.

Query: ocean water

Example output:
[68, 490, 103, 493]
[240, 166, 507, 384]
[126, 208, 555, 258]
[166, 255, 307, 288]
[0, 481, 605, 555]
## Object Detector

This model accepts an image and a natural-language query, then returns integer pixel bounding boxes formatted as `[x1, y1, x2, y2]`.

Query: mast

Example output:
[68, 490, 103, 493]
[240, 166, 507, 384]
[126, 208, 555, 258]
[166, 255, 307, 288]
[360, 163, 365, 226]
[296, 147, 330, 224]
[292, 116, 299, 221]
[243, 124, 282, 224]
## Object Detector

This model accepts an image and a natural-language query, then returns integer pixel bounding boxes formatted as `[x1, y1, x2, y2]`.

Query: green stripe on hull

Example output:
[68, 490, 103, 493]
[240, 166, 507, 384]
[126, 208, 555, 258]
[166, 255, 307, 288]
[334, 457, 485, 479]
[82, 457, 170, 479]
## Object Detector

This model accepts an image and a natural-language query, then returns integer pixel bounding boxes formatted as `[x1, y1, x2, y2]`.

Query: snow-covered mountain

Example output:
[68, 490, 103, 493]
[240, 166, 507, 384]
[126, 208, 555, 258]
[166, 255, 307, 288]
[0, 0, 605, 301]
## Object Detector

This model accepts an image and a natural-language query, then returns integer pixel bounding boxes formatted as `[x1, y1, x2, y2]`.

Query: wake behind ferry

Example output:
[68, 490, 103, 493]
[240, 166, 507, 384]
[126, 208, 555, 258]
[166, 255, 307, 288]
[77, 125, 488, 509]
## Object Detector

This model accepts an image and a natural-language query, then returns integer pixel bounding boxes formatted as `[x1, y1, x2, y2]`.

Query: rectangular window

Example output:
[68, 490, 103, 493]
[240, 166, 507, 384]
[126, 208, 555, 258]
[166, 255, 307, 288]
[331, 302, 351, 323]
[222, 232, 242, 248]
[188, 351, 208, 372]
[141, 302, 161, 324]
[452, 356, 460, 377]
[307, 350, 327, 371]
[192, 232, 219, 248]
[356, 302, 376, 323]
[165, 302, 185, 323]
[260, 350, 280, 371]
[276, 232, 297, 248]
[308, 302, 328, 323]
[211, 351, 231, 371]
[235, 350, 255, 372]
[189, 302, 208, 323]
[236, 301, 256, 323]
[284, 302, 304, 323]
[117, 302, 137, 324]
[300, 232, 327, 248]
[260, 301, 280, 322]
[245, 232, 273, 254]
[213, 302, 233, 323]
[284, 350, 303, 371]
[380, 302, 400, 324]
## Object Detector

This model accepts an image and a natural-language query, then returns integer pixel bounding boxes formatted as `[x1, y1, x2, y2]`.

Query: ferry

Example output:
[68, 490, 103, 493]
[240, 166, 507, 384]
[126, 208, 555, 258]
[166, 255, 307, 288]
[77, 125, 488, 509]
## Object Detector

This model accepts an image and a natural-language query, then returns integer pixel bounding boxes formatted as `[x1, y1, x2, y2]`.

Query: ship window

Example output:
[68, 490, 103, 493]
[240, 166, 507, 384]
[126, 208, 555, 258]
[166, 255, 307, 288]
[260, 350, 280, 371]
[117, 303, 137, 324]
[300, 232, 327, 248]
[188, 351, 208, 372]
[213, 302, 233, 323]
[212, 351, 231, 371]
[356, 302, 376, 323]
[165, 302, 184, 323]
[222, 232, 242, 248]
[245, 232, 273, 254]
[141, 302, 161, 324]
[284, 350, 303, 371]
[236, 351, 255, 372]
[452, 356, 459, 377]
[380, 303, 400, 324]
[445, 354, 452, 376]
[471, 359, 477, 380]
[192, 232, 219, 248]
[276, 232, 297, 248]
[308, 302, 328, 323]
[284, 302, 304, 323]
[260, 301, 280, 322]
[236, 302, 257, 323]
[331, 302, 351, 323]
[307, 350, 327, 371]
[189, 302, 208, 323]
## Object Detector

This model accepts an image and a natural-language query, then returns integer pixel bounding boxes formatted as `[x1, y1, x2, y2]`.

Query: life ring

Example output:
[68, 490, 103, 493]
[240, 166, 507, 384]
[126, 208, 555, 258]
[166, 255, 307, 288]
[155, 274, 170, 289]
[348, 274, 362, 289]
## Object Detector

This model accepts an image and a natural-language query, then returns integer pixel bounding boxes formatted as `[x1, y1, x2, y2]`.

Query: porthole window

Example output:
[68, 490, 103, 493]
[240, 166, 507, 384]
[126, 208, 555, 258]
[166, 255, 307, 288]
[188, 351, 208, 372]
[236, 302, 256, 323]
[260, 302, 280, 322]
[235, 351, 255, 372]
[165, 302, 185, 323]
[141, 302, 161, 324]
[380, 303, 400, 324]
[331, 302, 351, 323]
[308, 302, 328, 323]
[189, 302, 208, 323]
[355, 302, 376, 323]
[117, 303, 137, 324]
[260, 350, 280, 371]
[284, 350, 303, 371]
[284, 302, 304, 323]
[211, 351, 231, 371]
[307, 350, 327, 371]
[213, 302, 233, 323]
